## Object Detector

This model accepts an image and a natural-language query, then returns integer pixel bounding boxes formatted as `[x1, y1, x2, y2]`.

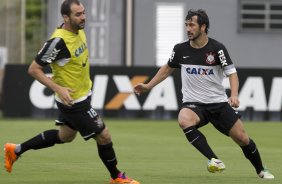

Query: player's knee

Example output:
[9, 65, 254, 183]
[178, 109, 198, 129]
[59, 131, 77, 143]
[238, 135, 250, 146]
[61, 135, 76, 143]
[58, 125, 77, 143]
[232, 132, 250, 146]
[95, 127, 112, 145]
[178, 116, 196, 129]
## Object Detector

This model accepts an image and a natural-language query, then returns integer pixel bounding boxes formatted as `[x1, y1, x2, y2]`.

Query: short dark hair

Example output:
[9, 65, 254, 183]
[185, 9, 209, 33]
[61, 0, 81, 16]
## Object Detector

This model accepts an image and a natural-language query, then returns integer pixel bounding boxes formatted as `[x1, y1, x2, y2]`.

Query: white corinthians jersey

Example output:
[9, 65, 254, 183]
[167, 38, 237, 104]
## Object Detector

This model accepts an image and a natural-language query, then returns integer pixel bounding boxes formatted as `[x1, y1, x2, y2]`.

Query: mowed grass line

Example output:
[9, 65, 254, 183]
[0, 118, 281, 184]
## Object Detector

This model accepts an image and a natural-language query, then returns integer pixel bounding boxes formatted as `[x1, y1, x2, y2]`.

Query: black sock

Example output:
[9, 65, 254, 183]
[241, 138, 264, 174]
[17, 129, 63, 156]
[183, 126, 217, 160]
[97, 142, 120, 179]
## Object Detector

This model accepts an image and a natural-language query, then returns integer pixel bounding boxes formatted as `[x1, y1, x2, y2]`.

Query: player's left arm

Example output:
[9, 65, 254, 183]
[228, 72, 240, 108]
[217, 42, 240, 108]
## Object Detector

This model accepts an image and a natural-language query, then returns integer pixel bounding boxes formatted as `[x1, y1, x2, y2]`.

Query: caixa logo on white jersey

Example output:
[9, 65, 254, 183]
[29, 74, 179, 111]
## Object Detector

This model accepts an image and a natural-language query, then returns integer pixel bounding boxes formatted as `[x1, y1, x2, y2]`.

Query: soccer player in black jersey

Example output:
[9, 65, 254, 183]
[134, 9, 274, 179]
[4, 0, 139, 183]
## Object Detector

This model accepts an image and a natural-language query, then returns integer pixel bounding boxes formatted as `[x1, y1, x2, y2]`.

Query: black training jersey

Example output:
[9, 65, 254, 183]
[167, 38, 237, 104]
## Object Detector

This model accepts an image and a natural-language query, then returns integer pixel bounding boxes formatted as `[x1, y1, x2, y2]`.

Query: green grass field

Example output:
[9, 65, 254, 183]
[0, 118, 281, 184]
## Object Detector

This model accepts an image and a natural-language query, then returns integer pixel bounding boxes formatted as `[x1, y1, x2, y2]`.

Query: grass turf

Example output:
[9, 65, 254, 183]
[0, 118, 281, 184]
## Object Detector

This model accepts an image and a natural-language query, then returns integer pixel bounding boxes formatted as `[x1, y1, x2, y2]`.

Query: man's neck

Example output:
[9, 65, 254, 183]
[190, 35, 208, 49]
[62, 23, 78, 34]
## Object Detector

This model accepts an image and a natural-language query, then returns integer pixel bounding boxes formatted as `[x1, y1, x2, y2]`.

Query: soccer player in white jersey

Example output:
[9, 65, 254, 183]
[134, 9, 274, 179]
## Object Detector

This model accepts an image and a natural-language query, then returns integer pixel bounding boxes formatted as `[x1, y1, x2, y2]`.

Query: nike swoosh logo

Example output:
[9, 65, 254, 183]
[215, 161, 223, 164]
[183, 56, 190, 59]
[82, 58, 88, 67]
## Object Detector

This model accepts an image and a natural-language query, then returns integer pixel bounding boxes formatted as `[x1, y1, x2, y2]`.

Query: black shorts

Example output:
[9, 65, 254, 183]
[55, 96, 105, 140]
[181, 102, 240, 136]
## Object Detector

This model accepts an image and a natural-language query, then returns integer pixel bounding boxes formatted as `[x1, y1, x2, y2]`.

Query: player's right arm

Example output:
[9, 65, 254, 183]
[28, 37, 74, 106]
[28, 61, 74, 106]
[134, 45, 179, 95]
[134, 64, 175, 95]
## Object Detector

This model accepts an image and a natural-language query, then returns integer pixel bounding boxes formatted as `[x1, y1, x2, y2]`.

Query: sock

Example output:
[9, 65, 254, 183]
[240, 138, 264, 174]
[15, 129, 63, 156]
[97, 142, 120, 179]
[183, 126, 218, 160]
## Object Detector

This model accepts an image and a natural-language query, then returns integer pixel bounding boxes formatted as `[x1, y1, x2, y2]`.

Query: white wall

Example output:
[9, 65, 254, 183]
[134, 0, 282, 68]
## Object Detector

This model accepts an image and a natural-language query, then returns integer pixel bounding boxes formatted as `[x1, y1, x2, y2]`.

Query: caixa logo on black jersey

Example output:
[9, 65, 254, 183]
[186, 67, 214, 75]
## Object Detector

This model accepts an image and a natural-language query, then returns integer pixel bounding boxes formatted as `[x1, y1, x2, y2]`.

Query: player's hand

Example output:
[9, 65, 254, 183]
[229, 96, 240, 108]
[57, 87, 74, 106]
[134, 83, 149, 96]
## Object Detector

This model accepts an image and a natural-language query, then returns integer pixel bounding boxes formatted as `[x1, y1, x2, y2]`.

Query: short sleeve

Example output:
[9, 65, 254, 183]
[167, 45, 181, 68]
[35, 37, 70, 66]
[216, 43, 237, 75]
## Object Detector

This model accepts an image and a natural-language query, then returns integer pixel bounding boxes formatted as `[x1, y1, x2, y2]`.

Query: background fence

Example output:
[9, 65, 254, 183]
[3, 65, 282, 121]
[1, 0, 282, 120]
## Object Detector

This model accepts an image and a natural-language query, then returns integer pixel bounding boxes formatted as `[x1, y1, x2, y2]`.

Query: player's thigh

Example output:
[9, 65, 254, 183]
[209, 103, 239, 135]
[58, 125, 77, 142]
[178, 108, 201, 129]
[57, 98, 106, 140]
[69, 110, 106, 140]
[229, 119, 249, 146]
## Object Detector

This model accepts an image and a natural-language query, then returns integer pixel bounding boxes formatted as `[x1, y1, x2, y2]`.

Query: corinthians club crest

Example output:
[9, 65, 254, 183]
[205, 52, 216, 64]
